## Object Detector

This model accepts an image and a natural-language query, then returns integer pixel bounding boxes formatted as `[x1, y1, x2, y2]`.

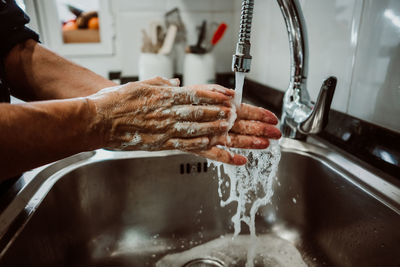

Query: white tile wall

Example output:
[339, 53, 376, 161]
[348, 0, 400, 132]
[246, 0, 290, 92]
[245, 0, 363, 113]
[117, 0, 167, 12]
[303, 0, 363, 113]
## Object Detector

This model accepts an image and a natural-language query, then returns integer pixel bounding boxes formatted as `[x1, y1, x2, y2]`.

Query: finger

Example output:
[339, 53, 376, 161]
[209, 134, 270, 149]
[153, 105, 230, 121]
[119, 133, 166, 151]
[163, 137, 210, 150]
[140, 76, 180, 87]
[237, 103, 278, 124]
[169, 87, 232, 106]
[187, 84, 235, 97]
[172, 120, 230, 138]
[193, 147, 247, 165]
[231, 120, 282, 139]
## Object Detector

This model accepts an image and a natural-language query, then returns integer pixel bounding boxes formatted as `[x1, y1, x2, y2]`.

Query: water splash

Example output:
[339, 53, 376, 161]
[210, 140, 281, 266]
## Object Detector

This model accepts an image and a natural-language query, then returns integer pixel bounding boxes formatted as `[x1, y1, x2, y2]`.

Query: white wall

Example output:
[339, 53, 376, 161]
[239, 0, 400, 133]
[63, 0, 237, 78]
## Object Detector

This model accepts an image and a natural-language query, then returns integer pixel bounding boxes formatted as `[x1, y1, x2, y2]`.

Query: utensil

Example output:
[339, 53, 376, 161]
[188, 20, 207, 54]
[203, 22, 219, 51]
[149, 21, 164, 52]
[165, 8, 186, 42]
[141, 29, 157, 53]
[211, 23, 227, 47]
[158, 24, 178, 55]
[66, 4, 84, 17]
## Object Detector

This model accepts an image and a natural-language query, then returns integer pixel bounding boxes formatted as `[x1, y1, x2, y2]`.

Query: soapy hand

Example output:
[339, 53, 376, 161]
[87, 77, 281, 165]
[194, 101, 281, 164]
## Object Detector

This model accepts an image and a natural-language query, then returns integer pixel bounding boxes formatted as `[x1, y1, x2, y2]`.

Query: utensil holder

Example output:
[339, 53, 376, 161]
[183, 53, 215, 86]
[138, 53, 173, 81]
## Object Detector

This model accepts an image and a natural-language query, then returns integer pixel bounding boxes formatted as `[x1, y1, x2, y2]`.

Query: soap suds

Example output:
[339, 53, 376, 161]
[170, 87, 200, 104]
[157, 234, 307, 267]
[121, 132, 142, 148]
[174, 122, 201, 135]
[174, 107, 192, 118]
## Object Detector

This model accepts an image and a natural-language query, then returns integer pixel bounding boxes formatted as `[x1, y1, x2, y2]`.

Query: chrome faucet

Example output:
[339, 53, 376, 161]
[233, 0, 337, 139]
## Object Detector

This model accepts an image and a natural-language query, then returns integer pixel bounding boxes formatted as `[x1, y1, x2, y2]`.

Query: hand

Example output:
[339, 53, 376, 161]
[88, 77, 235, 151]
[190, 101, 281, 165]
[87, 77, 281, 165]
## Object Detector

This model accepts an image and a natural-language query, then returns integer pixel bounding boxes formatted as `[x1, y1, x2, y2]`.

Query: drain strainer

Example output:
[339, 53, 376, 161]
[183, 258, 225, 267]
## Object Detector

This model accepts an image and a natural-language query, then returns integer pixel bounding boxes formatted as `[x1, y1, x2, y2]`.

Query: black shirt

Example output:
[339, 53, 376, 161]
[0, 0, 39, 103]
[0, 0, 39, 187]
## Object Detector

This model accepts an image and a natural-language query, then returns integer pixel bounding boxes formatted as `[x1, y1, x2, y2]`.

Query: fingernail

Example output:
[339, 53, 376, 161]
[233, 155, 247, 165]
[265, 127, 282, 139]
[265, 110, 279, 125]
[169, 79, 180, 87]
[272, 129, 282, 139]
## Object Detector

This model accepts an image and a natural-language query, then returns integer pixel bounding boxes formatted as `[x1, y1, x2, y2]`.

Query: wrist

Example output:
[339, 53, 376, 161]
[84, 97, 110, 150]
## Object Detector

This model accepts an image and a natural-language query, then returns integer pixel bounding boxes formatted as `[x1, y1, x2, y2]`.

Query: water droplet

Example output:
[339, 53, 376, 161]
[292, 197, 297, 204]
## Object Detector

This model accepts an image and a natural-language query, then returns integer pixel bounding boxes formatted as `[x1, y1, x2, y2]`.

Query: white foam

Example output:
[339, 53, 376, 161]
[156, 234, 307, 267]
[174, 122, 201, 135]
[121, 132, 142, 148]
[171, 87, 200, 104]
[210, 140, 282, 266]
[174, 106, 192, 119]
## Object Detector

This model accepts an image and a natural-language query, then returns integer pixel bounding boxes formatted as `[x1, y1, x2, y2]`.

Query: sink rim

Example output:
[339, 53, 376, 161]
[0, 138, 399, 260]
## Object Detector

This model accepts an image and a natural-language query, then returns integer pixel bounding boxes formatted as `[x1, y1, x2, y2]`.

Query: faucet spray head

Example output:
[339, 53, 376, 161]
[232, 0, 254, 73]
[232, 42, 252, 73]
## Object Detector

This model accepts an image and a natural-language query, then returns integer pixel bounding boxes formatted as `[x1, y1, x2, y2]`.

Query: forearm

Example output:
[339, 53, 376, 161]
[4, 39, 116, 101]
[0, 99, 104, 181]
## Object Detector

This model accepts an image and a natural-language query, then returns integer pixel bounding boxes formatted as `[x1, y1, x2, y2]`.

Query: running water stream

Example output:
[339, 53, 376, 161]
[234, 72, 245, 107]
[211, 143, 281, 266]
[211, 72, 282, 266]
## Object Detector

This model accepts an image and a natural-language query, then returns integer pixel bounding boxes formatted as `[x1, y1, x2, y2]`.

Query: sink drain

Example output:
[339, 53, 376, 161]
[183, 258, 225, 267]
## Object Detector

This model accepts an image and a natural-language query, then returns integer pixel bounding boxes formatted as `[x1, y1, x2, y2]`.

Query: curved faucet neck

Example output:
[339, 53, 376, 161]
[277, 0, 310, 105]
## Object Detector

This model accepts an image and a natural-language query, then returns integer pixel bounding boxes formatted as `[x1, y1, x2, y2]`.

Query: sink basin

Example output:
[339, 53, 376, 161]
[0, 138, 399, 266]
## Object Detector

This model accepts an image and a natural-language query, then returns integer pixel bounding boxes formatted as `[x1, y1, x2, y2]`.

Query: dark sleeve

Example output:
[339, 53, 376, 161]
[0, 0, 40, 58]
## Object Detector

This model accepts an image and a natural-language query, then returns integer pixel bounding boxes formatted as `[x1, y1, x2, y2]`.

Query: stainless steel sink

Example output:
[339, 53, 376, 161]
[0, 138, 399, 266]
